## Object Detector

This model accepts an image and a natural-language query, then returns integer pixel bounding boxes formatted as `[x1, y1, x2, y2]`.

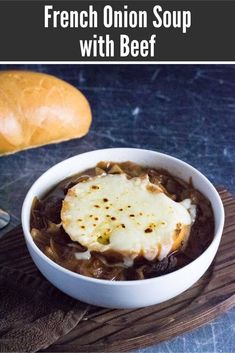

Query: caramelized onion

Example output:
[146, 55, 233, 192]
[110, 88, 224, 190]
[30, 161, 214, 281]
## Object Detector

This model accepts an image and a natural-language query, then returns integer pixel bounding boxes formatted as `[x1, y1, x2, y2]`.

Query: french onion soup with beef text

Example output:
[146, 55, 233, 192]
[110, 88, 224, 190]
[30, 161, 214, 281]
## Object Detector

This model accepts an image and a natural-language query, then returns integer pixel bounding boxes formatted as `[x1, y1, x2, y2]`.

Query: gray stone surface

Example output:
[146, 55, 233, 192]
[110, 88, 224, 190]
[0, 64, 234, 352]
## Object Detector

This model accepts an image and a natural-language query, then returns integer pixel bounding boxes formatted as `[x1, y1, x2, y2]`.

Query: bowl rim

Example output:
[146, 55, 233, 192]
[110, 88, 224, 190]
[21, 147, 225, 286]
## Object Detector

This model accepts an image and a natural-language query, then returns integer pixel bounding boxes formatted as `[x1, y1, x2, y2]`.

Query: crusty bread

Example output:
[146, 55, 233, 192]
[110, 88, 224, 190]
[0, 71, 92, 155]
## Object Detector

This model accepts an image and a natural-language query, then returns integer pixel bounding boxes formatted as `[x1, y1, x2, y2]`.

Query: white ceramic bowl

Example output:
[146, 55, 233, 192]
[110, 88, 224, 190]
[22, 148, 224, 309]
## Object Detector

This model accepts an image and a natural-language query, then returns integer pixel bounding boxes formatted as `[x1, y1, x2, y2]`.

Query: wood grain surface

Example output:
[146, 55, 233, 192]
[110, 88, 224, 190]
[0, 188, 234, 352]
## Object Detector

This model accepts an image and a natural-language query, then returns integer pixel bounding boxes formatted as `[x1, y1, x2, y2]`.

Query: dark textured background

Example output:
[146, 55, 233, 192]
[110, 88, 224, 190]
[0, 64, 235, 352]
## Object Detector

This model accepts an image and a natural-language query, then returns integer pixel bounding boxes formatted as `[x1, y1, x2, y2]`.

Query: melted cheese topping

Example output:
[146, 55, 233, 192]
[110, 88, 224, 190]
[61, 174, 195, 262]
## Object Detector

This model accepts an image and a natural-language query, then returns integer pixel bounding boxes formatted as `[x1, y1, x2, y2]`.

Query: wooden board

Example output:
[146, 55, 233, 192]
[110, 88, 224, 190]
[0, 188, 235, 352]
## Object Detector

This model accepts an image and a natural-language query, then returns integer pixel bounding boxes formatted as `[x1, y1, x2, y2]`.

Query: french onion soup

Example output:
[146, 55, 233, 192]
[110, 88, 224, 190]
[30, 161, 214, 281]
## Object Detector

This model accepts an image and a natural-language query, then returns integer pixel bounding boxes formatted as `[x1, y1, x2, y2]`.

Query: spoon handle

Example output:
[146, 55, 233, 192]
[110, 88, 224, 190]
[0, 208, 10, 229]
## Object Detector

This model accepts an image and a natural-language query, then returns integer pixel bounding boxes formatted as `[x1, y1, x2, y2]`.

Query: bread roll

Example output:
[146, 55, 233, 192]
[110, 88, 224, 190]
[0, 71, 92, 155]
